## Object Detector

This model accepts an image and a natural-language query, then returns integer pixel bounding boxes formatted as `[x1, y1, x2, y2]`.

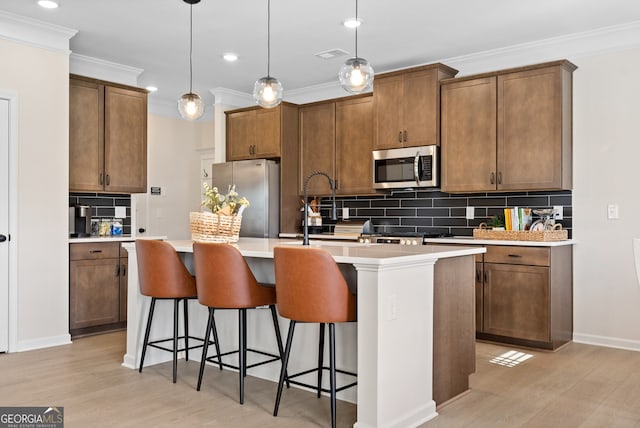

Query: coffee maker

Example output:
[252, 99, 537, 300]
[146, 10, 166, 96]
[69, 205, 92, 237]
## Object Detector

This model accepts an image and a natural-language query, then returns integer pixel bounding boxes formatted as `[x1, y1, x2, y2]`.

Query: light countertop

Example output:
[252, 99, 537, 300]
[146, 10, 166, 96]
[157, 237, 485, 266]
[69, 235, 167, 244]
[424, 237, 576, 247]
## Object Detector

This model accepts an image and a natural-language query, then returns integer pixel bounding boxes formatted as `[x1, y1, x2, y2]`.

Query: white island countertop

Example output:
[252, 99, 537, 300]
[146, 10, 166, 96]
[123, 238, 484, 428]
[169, 237, 484, 264]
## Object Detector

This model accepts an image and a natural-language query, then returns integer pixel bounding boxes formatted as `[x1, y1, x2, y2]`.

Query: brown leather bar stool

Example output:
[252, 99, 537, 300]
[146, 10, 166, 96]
[272, 246, 357, 428]
[136, 239, 213, 383]
[192, 242, 287, 405]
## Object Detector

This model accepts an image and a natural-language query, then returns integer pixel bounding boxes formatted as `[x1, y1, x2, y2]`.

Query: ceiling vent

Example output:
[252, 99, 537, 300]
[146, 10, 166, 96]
[314, 49, 349, 60]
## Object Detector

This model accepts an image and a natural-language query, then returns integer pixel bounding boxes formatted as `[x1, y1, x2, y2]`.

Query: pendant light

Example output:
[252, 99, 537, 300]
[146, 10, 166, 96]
[339, 0, 374, 94]
[253, 0, 284, 108]
[177, 0, 204, 120]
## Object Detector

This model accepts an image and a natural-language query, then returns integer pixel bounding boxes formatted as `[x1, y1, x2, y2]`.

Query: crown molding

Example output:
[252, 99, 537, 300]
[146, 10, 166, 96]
[148, 97, 213, 122]
[440, 20, 640, 76]
[70, 53, 143, 86]
[210, 87, 254, 108]
[284, 80, 365, 105]
[0, 10, 76, 54]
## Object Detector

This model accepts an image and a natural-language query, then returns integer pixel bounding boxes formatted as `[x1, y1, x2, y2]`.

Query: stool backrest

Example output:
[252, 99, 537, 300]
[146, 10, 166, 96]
[192, 242, 274, 308]
[273, 246, 356, 323]
[135, 240, 196, 298]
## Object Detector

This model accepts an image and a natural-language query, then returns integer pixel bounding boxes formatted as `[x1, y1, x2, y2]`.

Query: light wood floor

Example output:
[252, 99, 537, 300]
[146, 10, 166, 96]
[1, 332, 640, 427]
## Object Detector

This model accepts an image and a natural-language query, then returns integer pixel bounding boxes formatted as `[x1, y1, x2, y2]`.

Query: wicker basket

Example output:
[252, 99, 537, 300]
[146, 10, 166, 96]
[189, 211, 242, 243]
[473, 224, 568, 242]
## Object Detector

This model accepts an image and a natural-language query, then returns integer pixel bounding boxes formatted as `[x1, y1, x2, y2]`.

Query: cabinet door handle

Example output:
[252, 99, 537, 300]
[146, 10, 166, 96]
[89, 249, 102, 254]
[398, 132, 403, 143]
[476, 270, 482, 282]
[116, 264, 120, 276]
[121, 264, 127, 276]
[99, 173, 104, 185]
[403, 130, 408, 142]
[498, 171, 502, 184]
[484, 270, 488, 282]
[106, 174, 110, 186]
[490, 172, 495, 184]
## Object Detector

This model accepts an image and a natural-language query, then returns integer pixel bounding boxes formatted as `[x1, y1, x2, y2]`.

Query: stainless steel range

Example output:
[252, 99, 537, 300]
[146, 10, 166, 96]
[358, 232, 452, 246]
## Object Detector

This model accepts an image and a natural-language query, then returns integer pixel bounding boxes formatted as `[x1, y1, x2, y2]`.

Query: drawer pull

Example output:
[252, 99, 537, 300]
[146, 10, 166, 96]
[507, 254, 523, 258]
[89, 250, 103, 254]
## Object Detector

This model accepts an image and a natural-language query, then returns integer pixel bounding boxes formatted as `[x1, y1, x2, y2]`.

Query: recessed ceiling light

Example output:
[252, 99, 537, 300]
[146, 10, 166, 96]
[145, 86, 158, 92]
[37, 0, 60, 9]
[223, 53, 238, 62]
[343, 18, 361, 28]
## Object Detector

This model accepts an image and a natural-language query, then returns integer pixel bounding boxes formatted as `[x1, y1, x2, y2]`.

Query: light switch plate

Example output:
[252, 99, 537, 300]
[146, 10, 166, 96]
[607, 204, 620, 219]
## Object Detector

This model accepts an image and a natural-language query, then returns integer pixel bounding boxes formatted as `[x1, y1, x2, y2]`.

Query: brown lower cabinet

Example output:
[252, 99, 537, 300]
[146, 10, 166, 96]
[69, 242, 129, 337]
[476, 244, 573, 350]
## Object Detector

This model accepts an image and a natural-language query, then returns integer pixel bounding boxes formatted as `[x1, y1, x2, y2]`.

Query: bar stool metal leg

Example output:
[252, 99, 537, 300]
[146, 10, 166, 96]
[172, 299, 179, 383]
[318, 323, 325, 398]
[274, 320, 296, 416]
[269, 305, 289, 388]
[329, 323, 337, 428]
[139, 297, 156, 373]
[183, 298, 189, 361]
[197, 308, 221, 390]
[238, 308, 246, 404]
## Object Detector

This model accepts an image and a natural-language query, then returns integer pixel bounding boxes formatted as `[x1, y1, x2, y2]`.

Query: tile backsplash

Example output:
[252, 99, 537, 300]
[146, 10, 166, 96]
[69, 192, 132, 235]
[319, 189, 572, 237]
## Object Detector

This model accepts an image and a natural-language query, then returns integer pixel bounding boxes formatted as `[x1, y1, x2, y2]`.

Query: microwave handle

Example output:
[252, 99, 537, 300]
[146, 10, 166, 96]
[414, 151, 421, 186]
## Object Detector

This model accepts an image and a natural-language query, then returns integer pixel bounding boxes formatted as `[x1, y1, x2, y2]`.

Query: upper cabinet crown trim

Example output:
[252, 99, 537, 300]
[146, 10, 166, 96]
[441, 60, 577, 85]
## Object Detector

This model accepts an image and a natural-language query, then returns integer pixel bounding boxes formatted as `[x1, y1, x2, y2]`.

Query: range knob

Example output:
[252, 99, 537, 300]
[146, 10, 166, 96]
[400, 239, 406, 245]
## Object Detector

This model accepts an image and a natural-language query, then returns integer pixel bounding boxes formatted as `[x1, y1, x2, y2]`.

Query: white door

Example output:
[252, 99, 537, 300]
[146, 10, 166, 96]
[0, 98, 9, 352]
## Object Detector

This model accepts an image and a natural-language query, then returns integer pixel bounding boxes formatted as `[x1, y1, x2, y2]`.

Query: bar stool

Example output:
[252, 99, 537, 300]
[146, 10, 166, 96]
[192, 242, 287, 404]
[272, 246, 357, 428]
[136, 239, 212, 383]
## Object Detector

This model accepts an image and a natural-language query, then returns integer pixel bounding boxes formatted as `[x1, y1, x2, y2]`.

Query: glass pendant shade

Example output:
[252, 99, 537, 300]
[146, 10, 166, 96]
[339, 57, 374, 94]
[178, 92, 204, 120]
[253, 76, 283, 108]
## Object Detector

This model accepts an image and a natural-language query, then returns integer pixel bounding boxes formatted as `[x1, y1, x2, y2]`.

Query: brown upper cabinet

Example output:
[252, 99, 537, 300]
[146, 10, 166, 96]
[225, 103, 298, 161]
[373, 63, 458, 149]
[298, 95, 373, 196]
[69, 75, 148, 194]
[440, 60, 577, 193]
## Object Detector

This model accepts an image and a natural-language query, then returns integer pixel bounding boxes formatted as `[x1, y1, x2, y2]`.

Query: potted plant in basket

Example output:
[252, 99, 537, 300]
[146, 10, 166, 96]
[190, 183, 250, 242]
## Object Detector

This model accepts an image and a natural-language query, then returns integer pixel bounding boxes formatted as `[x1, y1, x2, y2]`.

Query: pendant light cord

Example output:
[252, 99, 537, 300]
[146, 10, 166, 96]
[267, 0, 271, 78]
[355, 0, 359, 58]
[189, 2, 194, 93]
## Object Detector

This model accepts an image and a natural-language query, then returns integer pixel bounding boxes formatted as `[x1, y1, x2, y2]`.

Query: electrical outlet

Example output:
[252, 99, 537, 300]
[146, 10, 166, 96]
[343, 207, 349, 220]
[388, 294, 397, 320]
[466, 206, 474, 220]
[607, 204, 620, 219]
[115, 206, 126, 218]
[553, 206, 563, 220]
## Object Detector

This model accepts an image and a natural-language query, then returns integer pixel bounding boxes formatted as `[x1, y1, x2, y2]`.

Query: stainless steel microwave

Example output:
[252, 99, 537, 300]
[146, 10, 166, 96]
[372, 145, 439, 189]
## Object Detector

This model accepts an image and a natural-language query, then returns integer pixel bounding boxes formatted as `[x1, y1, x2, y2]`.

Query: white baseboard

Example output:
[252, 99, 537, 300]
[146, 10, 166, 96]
[17, 334, 71, 352]
[573, 333, 640, 352]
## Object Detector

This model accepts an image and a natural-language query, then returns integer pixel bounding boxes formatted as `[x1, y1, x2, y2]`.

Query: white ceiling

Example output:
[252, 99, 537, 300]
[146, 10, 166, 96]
[2, 0, 640, 107]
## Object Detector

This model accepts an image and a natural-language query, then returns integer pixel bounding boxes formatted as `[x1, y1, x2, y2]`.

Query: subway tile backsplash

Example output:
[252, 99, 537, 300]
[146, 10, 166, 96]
[69, 192, 132, 235]
[320, 189, 572, 237]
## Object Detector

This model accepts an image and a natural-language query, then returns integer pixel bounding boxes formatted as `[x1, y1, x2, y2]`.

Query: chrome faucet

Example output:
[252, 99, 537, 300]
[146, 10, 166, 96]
[303, 171, 337, 246]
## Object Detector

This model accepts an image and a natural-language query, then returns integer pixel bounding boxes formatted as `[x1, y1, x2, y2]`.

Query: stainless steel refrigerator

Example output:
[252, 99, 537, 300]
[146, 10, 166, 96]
[211, 159, 280, 238]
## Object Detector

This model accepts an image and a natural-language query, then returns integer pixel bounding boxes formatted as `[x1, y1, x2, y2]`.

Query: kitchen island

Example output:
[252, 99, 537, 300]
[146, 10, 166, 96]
[122, 238, 484, 428]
